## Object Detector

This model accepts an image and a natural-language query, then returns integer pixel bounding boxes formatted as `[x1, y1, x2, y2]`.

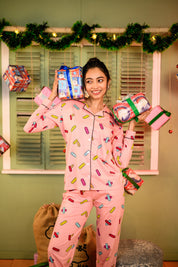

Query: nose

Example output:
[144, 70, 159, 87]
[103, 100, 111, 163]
[92, 81, 98, 89]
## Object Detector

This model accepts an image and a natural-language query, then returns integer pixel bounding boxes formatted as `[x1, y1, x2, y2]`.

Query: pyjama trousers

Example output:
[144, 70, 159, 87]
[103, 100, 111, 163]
[48, 188, 125, 267]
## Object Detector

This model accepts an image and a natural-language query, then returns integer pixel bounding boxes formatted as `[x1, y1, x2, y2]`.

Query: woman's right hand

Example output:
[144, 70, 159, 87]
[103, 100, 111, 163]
[48, 70, 58, 101]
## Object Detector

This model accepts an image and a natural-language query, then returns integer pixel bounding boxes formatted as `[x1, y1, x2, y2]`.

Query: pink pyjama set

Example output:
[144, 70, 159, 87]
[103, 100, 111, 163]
[24, 98, 135, 266]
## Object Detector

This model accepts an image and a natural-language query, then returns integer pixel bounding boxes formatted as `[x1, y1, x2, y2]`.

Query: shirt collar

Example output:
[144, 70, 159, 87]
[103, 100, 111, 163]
[81, 101, 111, 117]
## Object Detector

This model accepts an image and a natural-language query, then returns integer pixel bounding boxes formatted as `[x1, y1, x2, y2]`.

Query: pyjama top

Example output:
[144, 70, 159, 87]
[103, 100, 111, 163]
[24, 98, 136, 191]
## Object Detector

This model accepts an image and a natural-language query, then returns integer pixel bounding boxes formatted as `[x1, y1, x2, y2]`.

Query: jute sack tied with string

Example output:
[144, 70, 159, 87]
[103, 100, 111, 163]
[33, 203, 60, 264]
[70, 224, 96, 267]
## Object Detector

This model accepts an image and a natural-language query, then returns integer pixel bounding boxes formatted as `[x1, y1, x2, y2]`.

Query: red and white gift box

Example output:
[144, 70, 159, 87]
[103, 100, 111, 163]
[57, 65, 83, 99]
[122, 168, 144, 195]
[144, 105, 171, 130]
[3, 65, 31, 92]
[34, 87, 61, 108]
[112, 93, 151, 123]
[0, 136, 10, 156]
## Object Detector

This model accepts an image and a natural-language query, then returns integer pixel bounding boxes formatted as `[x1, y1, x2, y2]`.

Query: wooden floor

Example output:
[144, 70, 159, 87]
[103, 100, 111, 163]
[0, 260, 34, 267]
[0, 260, 177, 267]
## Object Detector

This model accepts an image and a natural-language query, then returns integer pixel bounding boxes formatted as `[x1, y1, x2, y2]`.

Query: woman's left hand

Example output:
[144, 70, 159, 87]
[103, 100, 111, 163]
[128, 109, 151, 131]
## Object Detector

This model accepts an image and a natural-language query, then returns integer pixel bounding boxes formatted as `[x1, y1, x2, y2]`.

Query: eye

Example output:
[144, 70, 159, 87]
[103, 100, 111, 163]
[98, 78, 104, 83]
[85, 80, 92, 84]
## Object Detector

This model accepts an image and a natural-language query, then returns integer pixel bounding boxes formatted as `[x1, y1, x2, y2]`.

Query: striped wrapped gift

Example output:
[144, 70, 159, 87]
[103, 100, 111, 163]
[112, 93, 151, 123]
[144, 105, 171, 130]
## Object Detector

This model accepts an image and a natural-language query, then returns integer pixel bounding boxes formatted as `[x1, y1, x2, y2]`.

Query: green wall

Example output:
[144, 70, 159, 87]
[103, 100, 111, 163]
[0, 0, 178, 260]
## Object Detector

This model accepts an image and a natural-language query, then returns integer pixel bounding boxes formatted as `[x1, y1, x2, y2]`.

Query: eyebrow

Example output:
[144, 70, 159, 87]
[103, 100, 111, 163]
[85, 76, 105, 80]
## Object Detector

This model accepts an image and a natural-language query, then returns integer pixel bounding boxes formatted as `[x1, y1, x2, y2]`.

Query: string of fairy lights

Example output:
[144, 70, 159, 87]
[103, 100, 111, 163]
[0, 19, 177, 53]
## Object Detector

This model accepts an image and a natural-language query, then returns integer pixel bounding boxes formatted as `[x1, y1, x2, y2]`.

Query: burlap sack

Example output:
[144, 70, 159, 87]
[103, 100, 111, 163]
[71, 225, 96, 267]
[33, 203, 60, 263]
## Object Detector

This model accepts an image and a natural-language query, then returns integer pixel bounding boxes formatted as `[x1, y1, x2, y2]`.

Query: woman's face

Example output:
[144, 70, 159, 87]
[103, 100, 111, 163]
[84, 67, 110, 101]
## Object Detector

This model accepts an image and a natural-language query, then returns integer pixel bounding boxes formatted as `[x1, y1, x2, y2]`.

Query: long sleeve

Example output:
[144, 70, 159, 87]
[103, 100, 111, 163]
[23, 99, 58, 133]
[112, 126, 136, 169]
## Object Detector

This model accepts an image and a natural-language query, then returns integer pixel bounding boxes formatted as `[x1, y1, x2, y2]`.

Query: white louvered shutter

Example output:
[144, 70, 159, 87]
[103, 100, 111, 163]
[117, 46, 153, 169]
[8, 45, 153, 171]
[9, 47, 44, 169]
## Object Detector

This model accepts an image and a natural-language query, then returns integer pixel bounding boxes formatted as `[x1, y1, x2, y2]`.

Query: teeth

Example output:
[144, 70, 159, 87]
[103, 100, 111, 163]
[92, 90, 101, 93]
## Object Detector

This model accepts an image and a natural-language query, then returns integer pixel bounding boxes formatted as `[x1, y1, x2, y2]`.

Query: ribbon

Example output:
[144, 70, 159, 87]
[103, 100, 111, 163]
[122, 168, 140, 189]
[148, 109, 171, 126]
[59, 65, 82, 99]
[112, 97, 140, 123]
[125, 98, 140, 117]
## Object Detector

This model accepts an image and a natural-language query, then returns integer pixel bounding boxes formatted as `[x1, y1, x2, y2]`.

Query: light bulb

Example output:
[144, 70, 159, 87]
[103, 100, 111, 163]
[113, 34, 116, 40]
[52, 32, 57, 38]
[92, 33, 97, 40]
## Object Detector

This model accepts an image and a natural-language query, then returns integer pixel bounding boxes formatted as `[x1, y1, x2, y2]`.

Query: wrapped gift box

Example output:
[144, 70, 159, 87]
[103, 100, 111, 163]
[144, 105, 171, 130]
[3, 65, 31, 92]
[34, 87, 61, 108]
[122, 168, 144, 195]
[112, 93, 151, 123]
[57, 65, 83, 99]
[0, 136, 10, 156]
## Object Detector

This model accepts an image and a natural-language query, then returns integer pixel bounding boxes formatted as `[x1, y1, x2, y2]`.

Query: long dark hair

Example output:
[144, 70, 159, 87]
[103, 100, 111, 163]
[82, 57, 111, 90]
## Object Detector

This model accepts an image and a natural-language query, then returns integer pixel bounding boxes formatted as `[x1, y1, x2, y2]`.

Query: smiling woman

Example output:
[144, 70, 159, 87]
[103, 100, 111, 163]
[22, 56, 151, 267]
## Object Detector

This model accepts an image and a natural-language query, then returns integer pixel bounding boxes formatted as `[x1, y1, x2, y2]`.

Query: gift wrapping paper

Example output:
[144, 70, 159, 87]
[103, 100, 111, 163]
[122, 168, 144, 195]
[34, 87, 61, 108]
[0, 136, 10, 156]
[112, 93, 151, 123]
[57, 65, 83, 99]
[3, 65, 31, 92]
[144, 105, 171, 130]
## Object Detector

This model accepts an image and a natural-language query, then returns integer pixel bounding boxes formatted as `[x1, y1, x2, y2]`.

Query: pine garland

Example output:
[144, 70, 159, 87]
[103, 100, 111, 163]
[0, 18, 177, 53]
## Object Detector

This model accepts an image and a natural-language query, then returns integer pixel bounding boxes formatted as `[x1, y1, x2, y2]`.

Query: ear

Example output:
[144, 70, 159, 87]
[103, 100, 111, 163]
[107, 79, 111, 89]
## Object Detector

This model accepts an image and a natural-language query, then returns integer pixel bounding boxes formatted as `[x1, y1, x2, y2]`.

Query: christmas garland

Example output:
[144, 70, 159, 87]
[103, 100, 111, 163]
[0, 18, 178, 53]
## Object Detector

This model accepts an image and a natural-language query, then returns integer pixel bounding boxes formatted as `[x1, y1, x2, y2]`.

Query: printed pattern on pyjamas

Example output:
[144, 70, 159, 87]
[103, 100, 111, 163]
[48, 189, 125, 267]
[24, 98, 136, 191]
[23, 97, 136, 266]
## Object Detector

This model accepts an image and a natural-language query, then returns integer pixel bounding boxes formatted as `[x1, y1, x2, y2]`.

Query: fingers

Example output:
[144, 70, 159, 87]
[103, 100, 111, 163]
[48, 71, 58, 101]
[138, 109, 151, 121]
[52, 71, 58, 94]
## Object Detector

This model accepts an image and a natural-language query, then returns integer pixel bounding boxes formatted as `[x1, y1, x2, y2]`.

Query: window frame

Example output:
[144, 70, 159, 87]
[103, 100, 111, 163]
[1, 41, 160, 175]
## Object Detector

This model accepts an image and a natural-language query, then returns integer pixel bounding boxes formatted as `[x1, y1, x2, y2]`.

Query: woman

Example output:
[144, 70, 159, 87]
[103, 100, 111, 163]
[24, 57, 148, 267]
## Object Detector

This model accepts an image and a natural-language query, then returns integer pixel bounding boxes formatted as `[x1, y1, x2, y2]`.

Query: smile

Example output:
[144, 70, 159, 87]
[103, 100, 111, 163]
[91, 90, 102, 95]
